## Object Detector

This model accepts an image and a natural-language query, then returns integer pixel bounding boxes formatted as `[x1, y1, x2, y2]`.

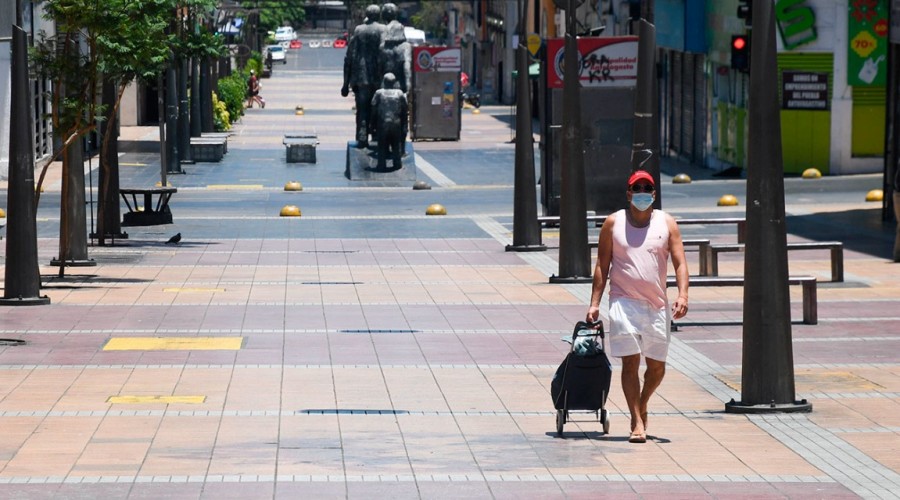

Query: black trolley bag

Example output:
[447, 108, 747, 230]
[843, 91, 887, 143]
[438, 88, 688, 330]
[551, 320, 611, 436]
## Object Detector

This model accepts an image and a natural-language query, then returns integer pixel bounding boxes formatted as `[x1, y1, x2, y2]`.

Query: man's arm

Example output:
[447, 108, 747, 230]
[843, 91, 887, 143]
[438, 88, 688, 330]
[342, 36, 355, 96]
[666, 214, 689, 319]
[587, 213, 616, 322]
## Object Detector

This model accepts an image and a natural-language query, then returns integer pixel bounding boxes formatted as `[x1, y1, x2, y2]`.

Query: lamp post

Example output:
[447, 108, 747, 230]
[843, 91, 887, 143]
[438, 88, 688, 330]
[550, 0, 592, 283]
[1, 24, 50, 306]
[507, 0, 546, 252]
[725, 0, 811, 414]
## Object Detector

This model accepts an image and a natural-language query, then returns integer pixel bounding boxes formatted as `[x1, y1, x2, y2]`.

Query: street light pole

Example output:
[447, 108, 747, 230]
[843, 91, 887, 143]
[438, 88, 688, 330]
[726, 0, 811, 414]
[1, 25, 50, 306]
[551, 0, 592, 283]
[507, 0, 546, 252]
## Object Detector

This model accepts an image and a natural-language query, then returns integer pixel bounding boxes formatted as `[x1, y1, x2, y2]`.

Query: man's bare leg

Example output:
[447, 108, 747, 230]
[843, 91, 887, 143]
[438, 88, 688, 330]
[620, 354, 645, 440]
[639, 358, 666, 432]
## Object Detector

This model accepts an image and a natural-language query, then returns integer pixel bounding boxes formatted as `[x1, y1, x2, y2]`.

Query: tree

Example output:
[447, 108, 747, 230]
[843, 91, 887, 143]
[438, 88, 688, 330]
[30, 0, 224, 267]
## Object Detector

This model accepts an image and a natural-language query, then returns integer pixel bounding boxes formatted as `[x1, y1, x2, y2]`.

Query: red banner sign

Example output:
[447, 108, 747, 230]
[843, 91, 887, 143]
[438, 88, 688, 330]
[546, 37, 639, 89]
[413, 47, 462, 72]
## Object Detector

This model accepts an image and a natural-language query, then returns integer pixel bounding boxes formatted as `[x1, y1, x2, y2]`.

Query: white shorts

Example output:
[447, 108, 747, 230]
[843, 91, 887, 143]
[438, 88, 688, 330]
[608, 297, 671, 361]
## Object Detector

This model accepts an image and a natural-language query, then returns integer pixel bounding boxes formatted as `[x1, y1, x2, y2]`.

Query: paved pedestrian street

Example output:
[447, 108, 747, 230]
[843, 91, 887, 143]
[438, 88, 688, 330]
[1, 50, 899, 499]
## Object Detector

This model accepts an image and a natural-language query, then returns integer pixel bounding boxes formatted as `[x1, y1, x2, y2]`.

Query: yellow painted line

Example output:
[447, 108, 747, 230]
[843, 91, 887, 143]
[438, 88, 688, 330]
[107, 395, 206, 404]
[103, 337, 243, 351]
[119, 162, 147, 166]
[163, 287, 226, 293]
[206, 184, 264, 190]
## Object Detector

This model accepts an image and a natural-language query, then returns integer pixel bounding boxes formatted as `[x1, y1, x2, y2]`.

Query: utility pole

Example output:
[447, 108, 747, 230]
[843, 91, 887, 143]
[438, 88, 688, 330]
[507, 0, 546, 252]
[725, 0, 810, 414]
[551, 0, 592, 284]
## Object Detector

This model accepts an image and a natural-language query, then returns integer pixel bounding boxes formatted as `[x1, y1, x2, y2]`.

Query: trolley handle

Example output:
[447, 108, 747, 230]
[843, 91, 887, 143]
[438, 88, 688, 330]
[561, 320, 604, 344]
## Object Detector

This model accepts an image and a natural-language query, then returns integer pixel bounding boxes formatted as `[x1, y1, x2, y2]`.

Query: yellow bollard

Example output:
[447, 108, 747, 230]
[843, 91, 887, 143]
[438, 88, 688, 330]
[717, 194, 739, 206]
[865, 189, 883, 202]
[284, 181, 303, 191]
[802, 168, 822, 179]
[280, 205, 302, 216]
[672, 173, 692, 184]
[425, 203, 446, 215]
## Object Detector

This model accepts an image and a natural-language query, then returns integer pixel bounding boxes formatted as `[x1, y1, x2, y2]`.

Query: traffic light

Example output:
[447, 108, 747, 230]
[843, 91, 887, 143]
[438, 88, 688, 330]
[737, 0, 752, 28]
[731, 34, 751, 72]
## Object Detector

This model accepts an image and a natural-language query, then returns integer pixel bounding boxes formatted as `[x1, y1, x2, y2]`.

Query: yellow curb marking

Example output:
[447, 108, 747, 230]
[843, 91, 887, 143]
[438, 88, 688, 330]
[119, 162, 147, 167]
[207, 184, 264, 190]
[103, 337, 243, 351]
[107, 395, 207, 404]
[163, 287, 226, 293]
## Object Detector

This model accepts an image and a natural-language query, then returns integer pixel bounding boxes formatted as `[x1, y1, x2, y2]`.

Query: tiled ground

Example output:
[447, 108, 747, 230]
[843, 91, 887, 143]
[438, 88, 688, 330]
[1, 47, 898, 499]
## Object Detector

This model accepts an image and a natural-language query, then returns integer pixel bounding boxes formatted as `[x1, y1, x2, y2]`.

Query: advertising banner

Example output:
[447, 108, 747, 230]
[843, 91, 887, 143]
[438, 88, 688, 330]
[848, 0, 888, 86]
[782, 71, 829, 110]
[545, 37, 639, 89]
[413, 47, 461, 72]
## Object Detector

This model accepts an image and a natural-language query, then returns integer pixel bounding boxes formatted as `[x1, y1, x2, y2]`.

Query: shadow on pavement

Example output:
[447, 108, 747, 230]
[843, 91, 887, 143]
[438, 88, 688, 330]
[787, 209, 895, 260]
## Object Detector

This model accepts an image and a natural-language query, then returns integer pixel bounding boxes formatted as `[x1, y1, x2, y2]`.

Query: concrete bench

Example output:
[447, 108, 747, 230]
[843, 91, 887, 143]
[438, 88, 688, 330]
[541, 214, 746, 243]
[667, 275, 818, 325]
[589, 237, 710, 253]
[701, 241, 844, 282]
[191, 137, 226, 162]
[120, 187, 177, 226]
[283, 134, 318, 163]
[201, 132, 230, 153]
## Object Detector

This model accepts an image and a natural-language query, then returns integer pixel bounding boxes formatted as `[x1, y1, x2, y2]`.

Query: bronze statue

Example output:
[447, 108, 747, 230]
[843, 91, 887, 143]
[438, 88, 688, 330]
[370, 73, 408, 171]
[342, 4, 385, 147]
[378, 3, 411, 93]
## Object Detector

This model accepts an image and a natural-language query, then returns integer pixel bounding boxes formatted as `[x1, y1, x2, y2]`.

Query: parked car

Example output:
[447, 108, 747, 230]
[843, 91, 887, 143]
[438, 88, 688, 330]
[289, 39, 302, 49]
[265, 45, 287, 64]
[308, 40, 321, 48]
[274, 26, 296, 42]
[333, 38, 347, 49]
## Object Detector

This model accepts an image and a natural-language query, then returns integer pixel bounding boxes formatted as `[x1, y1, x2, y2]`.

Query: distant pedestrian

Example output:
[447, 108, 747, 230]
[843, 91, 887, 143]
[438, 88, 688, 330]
[586, 170, 689, 443]
[247, 70, 265, 109]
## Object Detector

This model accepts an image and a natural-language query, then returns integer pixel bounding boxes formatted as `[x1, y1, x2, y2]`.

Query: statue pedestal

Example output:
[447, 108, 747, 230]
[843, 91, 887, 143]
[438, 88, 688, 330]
[345, 141, 417, 185]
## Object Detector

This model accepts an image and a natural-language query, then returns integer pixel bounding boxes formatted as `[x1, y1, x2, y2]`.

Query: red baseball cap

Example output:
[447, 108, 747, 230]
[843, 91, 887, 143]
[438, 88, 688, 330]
[628, 170, 655, 187]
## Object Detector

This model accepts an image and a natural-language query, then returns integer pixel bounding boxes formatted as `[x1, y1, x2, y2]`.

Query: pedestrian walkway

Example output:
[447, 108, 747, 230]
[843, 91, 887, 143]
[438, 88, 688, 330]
[0, 54, 899, 499]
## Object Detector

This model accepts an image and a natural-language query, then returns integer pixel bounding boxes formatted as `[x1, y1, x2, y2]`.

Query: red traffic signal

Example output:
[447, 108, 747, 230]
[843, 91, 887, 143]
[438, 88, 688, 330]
[731, 34, 750, 72]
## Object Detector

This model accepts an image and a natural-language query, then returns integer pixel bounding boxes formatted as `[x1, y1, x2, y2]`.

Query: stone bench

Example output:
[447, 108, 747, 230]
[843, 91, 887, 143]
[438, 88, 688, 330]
[201, 132, 230, 153]
[284, 134, 318, 163]
[120, 187, 177, 226]
[701, 241, 844, 282]
[541, 214, 746, 243]
[191, 137, 226, 162]
[667, 275, 818, 325]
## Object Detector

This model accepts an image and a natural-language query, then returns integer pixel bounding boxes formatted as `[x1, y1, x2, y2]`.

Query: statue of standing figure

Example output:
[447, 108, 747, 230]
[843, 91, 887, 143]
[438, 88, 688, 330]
[379, 3, 411, 93]
[370, 73, 408, 171]
[342, 4, 384, 148]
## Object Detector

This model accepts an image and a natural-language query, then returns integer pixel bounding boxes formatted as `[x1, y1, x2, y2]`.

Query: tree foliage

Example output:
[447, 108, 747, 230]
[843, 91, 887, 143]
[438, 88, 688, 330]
[239, 0, 306, 31]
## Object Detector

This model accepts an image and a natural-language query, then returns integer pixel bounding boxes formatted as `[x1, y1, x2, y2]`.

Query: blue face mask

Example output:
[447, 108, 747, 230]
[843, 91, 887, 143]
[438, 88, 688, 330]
[631, 192, 654, 211]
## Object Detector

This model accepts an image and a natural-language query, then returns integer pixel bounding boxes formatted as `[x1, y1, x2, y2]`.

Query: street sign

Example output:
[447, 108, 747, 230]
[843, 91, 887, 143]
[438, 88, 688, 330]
[527, 34, 542, 56]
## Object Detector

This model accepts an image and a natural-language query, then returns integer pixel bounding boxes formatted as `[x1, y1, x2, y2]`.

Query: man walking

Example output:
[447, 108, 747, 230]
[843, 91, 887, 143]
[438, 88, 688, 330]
[586, 170, 689, 443]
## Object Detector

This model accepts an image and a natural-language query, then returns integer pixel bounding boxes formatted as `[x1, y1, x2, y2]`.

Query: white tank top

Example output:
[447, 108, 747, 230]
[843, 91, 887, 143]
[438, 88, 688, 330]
[609, 209, 670, 309]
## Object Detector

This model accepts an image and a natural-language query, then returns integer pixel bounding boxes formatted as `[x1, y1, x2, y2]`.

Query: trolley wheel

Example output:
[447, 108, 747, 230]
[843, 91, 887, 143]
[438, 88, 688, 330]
[601, 409, 610, 434]
[556, 409, 566, 437]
